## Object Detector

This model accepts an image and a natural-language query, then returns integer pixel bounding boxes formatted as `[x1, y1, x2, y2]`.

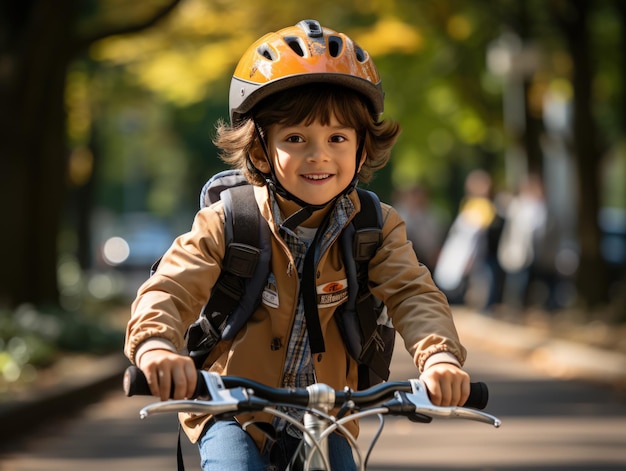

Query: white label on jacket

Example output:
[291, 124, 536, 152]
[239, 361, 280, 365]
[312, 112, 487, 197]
[316, 278, 348, 308]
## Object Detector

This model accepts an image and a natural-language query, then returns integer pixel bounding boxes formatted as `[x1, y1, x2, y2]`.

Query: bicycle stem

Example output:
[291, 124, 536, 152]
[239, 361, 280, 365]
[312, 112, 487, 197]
[303, 383, 335, 470]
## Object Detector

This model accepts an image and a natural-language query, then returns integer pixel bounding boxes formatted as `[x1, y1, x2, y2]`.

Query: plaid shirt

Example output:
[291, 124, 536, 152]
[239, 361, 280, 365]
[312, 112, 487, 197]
[270, 193, 354, 435]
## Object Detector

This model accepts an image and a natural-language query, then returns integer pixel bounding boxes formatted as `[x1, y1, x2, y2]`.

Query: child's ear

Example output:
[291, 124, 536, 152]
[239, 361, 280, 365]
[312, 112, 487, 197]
[249, 148, 271, 173]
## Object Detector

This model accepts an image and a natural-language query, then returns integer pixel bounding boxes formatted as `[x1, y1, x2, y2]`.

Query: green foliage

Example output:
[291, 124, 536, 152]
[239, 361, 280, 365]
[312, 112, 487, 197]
[61, 0, 626, 310]
[82, 0, 515, 216]
[0, 305, 123, 393]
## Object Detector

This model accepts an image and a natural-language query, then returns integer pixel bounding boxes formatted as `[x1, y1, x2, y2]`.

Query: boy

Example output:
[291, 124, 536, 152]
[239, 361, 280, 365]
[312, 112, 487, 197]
[125, 19, 470, 470]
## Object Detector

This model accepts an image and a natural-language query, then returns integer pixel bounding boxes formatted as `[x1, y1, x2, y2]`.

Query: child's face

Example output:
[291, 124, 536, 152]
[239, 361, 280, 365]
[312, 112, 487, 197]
[265, 115, 363, 206]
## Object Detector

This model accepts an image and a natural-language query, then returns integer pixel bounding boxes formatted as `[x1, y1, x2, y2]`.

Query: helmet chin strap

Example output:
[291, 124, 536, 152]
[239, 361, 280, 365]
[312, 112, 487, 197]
[252, 121, 363, 231]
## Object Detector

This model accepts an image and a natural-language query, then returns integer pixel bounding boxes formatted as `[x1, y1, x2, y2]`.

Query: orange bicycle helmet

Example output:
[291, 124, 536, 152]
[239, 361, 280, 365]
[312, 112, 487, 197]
[229, 19, 384, 124]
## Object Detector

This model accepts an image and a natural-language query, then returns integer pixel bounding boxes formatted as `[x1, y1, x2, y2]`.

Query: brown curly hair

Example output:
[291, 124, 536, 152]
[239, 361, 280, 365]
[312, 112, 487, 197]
[214, 83, 401, 186]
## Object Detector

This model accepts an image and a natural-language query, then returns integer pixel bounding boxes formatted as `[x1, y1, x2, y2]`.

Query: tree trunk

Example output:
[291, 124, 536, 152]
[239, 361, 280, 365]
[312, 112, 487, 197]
[553, 0, 609, 308]
[613, 0, 626, 320]
[0, 0, 77, 308]
[517, 1, 544, 178]
[0, 0, 181, 309]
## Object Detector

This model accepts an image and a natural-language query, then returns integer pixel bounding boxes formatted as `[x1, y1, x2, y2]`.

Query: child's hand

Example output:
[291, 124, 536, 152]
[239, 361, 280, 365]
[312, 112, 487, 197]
[138, 349, 197, 401]
[420, 363, 470, 407]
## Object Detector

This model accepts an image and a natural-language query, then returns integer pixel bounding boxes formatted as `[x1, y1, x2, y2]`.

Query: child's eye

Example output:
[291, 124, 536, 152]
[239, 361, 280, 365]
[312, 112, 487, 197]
[285, 135, 304, 143]
[330, 135, 347, 143]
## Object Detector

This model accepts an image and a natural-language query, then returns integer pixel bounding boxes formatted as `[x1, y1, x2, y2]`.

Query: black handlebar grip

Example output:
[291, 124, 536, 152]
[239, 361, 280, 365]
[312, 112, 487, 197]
[123, 366, 208, 398]
[123, 366, 151, 396]
[464, 381, 489, 410]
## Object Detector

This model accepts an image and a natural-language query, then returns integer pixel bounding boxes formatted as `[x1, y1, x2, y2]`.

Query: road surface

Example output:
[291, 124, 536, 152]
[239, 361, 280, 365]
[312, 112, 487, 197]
[1, 325, 625, 470]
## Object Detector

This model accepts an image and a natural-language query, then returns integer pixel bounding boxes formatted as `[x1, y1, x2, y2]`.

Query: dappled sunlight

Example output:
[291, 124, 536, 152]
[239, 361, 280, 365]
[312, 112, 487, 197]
[446, 14, 473, 41]
[354, 17, 424, 56]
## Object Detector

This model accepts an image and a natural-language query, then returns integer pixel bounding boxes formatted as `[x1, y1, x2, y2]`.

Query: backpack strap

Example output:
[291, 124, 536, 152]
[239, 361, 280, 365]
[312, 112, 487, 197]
[353, 189, 394, 388]
[220, 186, 271, 339]
[187, 184, 271, 367]
[336, 191, 382, 350]
[301, 216, 331, 355]
[352, 191, 383, 350]
[335, 189, 396, 388]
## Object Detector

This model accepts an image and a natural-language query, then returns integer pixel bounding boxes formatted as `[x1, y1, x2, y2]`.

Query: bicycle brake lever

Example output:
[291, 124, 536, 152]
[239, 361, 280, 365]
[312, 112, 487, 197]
[139, 371, 263, 419]
[382, 392, 433, 423]
[406, 379, 501, 428]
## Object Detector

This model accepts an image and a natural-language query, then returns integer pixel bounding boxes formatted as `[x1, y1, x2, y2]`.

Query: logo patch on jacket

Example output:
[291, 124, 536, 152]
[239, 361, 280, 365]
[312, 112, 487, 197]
[317, 279, 348, 308]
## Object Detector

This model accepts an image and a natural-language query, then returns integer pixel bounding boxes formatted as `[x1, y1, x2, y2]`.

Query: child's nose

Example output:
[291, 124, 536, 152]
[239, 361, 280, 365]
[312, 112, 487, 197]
[306, 142, 330, 162]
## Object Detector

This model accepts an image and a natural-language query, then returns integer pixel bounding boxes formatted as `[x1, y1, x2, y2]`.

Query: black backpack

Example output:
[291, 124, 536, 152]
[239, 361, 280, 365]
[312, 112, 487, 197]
[158, 169, 395, 390]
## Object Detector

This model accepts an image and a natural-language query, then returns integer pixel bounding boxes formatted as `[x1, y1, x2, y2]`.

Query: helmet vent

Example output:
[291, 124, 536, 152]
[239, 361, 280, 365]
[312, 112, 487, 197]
[297, 19, 323, 38]
[257, 45, 276, 61]
[284, 36, 306, 57]
[328, 36, 343, 57]
[355, 45, 366, 62]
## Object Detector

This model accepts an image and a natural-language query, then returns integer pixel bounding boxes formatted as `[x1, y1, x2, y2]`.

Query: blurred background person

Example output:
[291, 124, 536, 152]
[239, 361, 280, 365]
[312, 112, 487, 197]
[497, 173, 552, 313]
[434, 169, 503, 309]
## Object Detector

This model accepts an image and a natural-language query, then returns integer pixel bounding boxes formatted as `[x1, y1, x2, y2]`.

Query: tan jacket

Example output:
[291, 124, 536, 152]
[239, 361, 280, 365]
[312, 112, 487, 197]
[125, 185, 466, 447]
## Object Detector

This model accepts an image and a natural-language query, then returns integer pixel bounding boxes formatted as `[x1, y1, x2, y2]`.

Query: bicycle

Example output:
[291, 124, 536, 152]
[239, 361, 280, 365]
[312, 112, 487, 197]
[124, 366, 501, 470]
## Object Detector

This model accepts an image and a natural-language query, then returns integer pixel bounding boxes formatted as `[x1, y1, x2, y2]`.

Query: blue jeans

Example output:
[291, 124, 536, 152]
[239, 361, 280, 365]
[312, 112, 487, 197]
[198, 419, 356, 471]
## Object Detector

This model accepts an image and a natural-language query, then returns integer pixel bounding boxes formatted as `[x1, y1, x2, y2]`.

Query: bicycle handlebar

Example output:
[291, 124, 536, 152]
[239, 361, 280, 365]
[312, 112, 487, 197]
[124, 366, 500, 471]
[123, 365, 490, 410]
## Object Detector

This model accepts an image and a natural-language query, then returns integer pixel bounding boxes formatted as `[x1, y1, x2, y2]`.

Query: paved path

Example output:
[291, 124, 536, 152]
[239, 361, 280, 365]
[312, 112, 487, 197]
[2, 310, 626, 470]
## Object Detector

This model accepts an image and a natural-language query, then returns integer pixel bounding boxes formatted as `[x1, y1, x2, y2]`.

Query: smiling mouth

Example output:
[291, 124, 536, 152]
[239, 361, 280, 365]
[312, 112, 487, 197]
[302, 174, 332, 181]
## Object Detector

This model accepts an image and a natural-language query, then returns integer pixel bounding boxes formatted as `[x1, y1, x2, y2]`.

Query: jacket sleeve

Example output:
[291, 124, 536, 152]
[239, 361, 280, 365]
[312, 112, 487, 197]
[367, 204, 467, 372]
[124, 204, 226, 364]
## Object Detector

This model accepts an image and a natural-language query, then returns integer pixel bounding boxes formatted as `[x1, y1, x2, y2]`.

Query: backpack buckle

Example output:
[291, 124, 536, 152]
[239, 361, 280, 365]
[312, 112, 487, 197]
[353, 229, 382, 261]
[187, 316, 220, 350]
[224, 243, 260, 278]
